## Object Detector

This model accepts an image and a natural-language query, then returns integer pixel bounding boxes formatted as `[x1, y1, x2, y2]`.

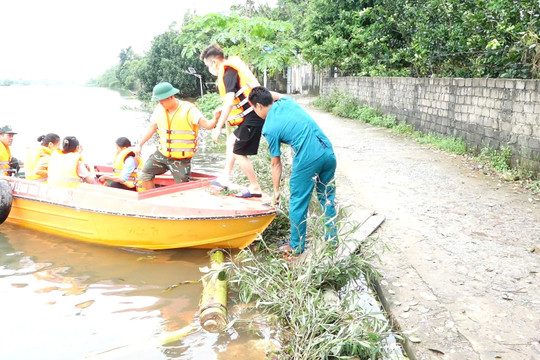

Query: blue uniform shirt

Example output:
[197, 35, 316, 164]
[262, 97, 334, 170]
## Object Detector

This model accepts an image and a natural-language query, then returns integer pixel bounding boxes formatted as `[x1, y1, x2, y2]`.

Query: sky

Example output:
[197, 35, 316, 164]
[0, 0, 276, 84]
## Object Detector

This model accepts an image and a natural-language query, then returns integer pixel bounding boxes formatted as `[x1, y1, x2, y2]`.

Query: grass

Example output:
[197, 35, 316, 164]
[225, 215, 397, 360]
[477, 145, 512, 173]
[472, 148, 540, 193]
[528, 180, 540, 194]
[313, 90, 539, 192]
[414, 132, 468, 155]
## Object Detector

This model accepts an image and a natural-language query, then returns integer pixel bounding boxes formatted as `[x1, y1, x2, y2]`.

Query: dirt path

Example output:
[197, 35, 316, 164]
[296, 97, 540, 360]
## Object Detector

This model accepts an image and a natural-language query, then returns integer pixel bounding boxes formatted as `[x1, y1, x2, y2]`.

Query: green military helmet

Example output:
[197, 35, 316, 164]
[151, 82, 180, 101]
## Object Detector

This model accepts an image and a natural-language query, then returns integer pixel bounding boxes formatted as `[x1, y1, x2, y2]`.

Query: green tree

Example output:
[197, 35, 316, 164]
[405, 0, 539, 78]
[286, 0, 539, 78]
[116, 47, 142, 91]
[97, 0, 539, 93]
[179, 12, 300, 77]
[95, 66, 121, 88]
[136, 28, 207, 99]
[300, 0, 409, 76]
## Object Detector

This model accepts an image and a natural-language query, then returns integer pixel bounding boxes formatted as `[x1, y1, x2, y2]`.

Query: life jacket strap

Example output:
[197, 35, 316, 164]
[161, 146, 197, 154]
[228, 106, 254, 121]
[231, 96, 250, 110]
[157, 128, 196, 135]
[164, 139, 197, 144]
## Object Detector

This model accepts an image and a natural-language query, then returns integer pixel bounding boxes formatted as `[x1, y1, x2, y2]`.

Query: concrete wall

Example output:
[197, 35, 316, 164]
[279, 64, 322, 95]
[322, 77, 540, 173]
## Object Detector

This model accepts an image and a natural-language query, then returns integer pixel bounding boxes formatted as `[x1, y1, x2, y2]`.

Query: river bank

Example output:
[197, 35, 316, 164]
[295, 96, 539, 360]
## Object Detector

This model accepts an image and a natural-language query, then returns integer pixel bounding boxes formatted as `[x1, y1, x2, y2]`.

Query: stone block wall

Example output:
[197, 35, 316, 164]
[322, 77, 540, 174]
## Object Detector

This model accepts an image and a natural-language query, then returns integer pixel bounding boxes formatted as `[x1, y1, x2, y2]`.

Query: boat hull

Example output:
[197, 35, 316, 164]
[2, 175, 276, 250]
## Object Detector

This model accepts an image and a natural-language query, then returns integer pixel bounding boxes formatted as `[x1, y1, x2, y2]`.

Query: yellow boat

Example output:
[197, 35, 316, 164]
[0, 171, 276, 250]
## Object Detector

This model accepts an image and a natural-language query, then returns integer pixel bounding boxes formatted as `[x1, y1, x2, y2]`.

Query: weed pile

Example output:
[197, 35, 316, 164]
[226, 230, 395, 360]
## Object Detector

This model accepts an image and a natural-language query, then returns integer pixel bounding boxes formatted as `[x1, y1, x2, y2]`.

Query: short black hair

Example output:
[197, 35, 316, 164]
[249, 86, 274, 107]
[115, 137, 132, 148]
[200, 43, 225, 61]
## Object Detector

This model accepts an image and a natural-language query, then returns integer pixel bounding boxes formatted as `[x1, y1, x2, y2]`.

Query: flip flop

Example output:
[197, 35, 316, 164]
[235, 189, 262, 198]
[211, 179, 228, 190]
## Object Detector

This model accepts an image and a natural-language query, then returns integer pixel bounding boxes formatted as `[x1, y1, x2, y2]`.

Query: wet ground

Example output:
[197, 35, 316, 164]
[296, 97, 540, 360]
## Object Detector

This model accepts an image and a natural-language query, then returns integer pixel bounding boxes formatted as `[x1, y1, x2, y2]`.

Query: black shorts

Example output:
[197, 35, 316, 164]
[233, 124, 262, 156]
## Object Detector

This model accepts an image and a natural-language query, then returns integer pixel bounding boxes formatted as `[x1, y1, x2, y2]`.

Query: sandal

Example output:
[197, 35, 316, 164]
[211, 179, 229, 190]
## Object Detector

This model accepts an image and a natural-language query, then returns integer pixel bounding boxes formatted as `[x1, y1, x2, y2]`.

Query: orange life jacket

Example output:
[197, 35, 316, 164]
[47, 151, 83, 187]
[0, 142, 12, 176]
[156, 101, 199, 159]
[112, 147, 143, 190]
[25, 146, 53, 181]
[216, 56, 260, 126]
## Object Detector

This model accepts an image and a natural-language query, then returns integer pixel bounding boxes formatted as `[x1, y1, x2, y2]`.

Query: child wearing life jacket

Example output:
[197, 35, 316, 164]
[25, 133, 61, 181]
[48, 136, 97, 186]
[98, 137, 142, 191]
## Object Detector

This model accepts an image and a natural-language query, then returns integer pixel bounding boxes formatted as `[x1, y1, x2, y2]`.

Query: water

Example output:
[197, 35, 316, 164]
[0, 85, 223, 173]
[0, 85, 265, 359]
[1, 85, 146, 165]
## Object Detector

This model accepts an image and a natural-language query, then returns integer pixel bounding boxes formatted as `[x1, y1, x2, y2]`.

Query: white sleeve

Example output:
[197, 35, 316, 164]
[189, 107, 204, 126]
[77, 161, 90, 178]
[150, 105, 162, 124]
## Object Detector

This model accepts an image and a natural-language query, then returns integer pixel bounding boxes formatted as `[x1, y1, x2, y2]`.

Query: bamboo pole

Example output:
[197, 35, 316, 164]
[199, 249, 228, 332]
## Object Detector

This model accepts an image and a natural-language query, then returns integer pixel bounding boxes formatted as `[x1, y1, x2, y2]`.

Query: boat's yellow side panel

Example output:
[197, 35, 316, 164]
[7, 198, 275, 249]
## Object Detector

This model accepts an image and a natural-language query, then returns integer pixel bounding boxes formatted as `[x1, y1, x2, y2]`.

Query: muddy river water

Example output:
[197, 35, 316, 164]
[0, 85, 265, 359]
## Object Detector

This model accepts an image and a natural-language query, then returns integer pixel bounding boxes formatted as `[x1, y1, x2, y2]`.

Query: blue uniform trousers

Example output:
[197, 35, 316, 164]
[289, 151, 337, 253]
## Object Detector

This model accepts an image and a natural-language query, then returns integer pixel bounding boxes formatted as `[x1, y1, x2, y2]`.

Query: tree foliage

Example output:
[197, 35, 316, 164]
[276, 0, 540, 78]
[97, 0, 538, 94]
[135, 28, 208, 99]
[404, 0, 540, 78]
[179, 12, 300, 77]
[115, 47, 141, 91]
[97, 9, 301, 98]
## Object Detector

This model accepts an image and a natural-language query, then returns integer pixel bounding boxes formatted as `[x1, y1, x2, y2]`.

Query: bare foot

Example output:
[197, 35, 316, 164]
[279, 244, 293, 253]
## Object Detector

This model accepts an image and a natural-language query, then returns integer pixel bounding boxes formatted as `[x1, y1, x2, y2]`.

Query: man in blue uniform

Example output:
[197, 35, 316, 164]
[248, 87, 337, 254]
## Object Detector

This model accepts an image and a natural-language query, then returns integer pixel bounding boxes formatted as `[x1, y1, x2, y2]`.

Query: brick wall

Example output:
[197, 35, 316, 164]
[322, 77, 540, 174]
